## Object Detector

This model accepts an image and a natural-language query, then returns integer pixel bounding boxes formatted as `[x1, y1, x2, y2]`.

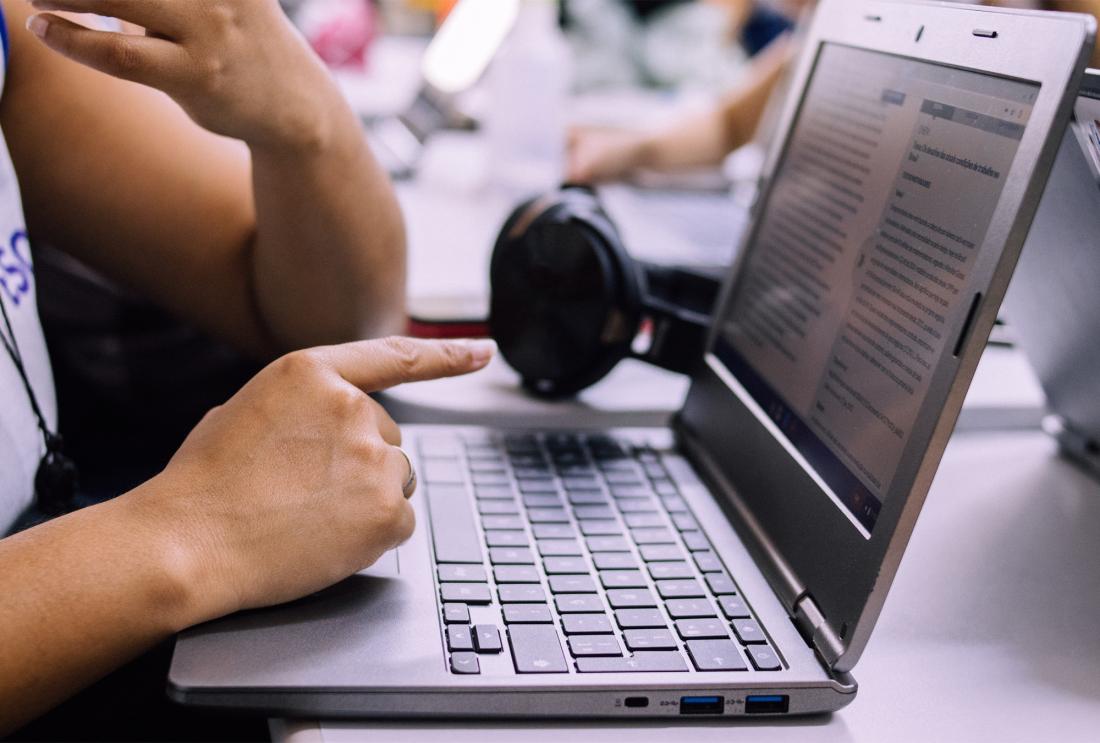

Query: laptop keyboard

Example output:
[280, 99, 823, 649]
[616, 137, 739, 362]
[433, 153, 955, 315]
[418, 431, 785, 676]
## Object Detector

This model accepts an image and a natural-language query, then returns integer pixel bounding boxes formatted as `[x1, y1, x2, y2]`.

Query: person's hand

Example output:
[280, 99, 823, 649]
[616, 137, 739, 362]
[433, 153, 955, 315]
[126, 336, 494, 625]
[566, 126, 652, 184]
[24, 0, 343, 150]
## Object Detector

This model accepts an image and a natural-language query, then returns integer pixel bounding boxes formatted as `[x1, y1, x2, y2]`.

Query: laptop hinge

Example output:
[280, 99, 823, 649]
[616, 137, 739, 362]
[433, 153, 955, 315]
[793, 594, 844, 667]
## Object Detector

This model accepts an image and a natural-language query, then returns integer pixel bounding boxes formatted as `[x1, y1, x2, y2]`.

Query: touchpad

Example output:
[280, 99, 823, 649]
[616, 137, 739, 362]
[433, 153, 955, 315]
[360, 548, 400, 578]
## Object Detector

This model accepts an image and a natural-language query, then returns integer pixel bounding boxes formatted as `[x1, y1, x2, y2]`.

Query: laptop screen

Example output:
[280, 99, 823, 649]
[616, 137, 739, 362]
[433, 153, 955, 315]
[714, 43, 1038, 534]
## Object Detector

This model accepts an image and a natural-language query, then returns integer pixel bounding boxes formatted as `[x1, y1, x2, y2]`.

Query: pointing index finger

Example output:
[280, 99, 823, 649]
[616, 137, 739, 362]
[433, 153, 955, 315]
[320, 337, 496, 393]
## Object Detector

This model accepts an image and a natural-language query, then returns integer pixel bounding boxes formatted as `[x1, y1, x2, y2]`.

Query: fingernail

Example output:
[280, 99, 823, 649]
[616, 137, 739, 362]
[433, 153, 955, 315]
[26, 14, 48, 40]
[460, 339, 496, 365]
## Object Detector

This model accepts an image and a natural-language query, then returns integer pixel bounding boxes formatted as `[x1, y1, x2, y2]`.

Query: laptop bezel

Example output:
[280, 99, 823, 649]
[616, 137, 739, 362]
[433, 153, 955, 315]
[676, 0, 1094, 673]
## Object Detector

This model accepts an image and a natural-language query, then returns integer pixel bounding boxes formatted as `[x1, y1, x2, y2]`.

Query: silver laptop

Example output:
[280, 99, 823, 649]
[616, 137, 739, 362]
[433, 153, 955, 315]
[1004, 68, 1100, 477]
[168, 0, 1093, 718]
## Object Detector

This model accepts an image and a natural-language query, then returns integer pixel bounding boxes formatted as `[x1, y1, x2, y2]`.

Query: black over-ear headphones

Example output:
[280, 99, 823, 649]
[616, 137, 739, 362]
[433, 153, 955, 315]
[489, 185, 724, 397]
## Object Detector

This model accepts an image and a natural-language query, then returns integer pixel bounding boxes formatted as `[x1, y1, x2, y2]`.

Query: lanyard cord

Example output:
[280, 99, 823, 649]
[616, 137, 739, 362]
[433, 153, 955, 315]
[0, 294, 56, 449]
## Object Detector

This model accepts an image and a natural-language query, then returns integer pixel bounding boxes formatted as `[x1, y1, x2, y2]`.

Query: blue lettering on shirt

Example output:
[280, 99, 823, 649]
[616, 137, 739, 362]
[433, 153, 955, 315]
[0, 230, 33, 306]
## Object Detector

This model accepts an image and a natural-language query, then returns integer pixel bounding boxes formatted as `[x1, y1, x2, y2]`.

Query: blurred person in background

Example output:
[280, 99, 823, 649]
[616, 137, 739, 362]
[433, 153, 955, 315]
[565, 0, 810, 183]
[566, 0, 1100, 185]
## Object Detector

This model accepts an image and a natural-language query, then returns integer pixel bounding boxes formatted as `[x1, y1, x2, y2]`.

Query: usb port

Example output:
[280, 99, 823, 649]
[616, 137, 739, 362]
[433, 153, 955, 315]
[745, 695, 789, 714]
[679, 696, 724, 715]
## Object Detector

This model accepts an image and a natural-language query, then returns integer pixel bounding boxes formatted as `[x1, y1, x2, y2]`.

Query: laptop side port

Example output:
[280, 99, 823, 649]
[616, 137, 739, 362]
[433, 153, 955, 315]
[679, 696, 724, 714]
[624, 697, 649, 708]
[745, 695, 790, 714]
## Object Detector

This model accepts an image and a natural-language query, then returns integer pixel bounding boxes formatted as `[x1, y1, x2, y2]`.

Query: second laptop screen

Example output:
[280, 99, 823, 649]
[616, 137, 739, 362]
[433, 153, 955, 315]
[714, 43, 1038, 533]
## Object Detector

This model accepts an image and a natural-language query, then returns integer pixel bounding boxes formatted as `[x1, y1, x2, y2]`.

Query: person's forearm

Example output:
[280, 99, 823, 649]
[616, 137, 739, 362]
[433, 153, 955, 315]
[0, 477, 206, 735]
[249, 93, 407, 352]
[638, 35, 795, 172]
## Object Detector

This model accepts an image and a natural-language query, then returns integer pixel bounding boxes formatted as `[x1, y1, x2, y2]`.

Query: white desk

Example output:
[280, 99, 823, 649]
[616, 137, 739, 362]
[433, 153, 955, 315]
[273, 427, 1100, 743]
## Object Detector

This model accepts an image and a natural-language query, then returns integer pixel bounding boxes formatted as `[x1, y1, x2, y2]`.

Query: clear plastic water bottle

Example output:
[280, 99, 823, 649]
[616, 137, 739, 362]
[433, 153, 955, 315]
[485, 0, 572, 196]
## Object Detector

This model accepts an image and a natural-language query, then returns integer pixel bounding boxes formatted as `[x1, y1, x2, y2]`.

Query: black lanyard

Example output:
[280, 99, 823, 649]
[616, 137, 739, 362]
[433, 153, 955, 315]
[0, 294, 78, 516]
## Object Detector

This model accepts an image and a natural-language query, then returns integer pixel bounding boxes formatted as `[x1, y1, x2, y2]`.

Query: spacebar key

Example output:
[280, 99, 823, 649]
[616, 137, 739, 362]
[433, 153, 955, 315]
[509, 626, 569, 673]
[426, 485, 483, 564]
[576, 652, 688, 673]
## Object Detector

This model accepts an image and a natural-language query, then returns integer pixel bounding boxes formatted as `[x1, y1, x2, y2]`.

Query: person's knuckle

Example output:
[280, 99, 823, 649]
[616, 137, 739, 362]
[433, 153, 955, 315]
[442, 341, 474, 368]
[271, 348, 327, 380]
[104, 38, 143, 76]
[381, 336, 422, 374]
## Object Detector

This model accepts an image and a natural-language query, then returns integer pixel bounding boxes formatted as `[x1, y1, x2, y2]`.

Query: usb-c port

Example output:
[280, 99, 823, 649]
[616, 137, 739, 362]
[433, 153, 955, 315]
[624, 696, 649, 708]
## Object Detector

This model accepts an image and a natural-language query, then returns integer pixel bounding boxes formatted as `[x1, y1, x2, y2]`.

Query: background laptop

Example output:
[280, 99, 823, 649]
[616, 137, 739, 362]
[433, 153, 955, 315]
[168, 0, 1093, 718]
[1004, 67, 1100, 478]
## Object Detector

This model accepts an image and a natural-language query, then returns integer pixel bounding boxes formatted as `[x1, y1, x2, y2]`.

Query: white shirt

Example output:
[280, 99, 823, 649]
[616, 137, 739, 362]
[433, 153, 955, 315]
[0, 33, 59, 533]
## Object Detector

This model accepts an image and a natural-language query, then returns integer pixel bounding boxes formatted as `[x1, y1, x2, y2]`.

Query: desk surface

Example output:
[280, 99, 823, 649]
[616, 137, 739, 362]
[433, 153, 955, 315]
[275, 428, 1100, 743]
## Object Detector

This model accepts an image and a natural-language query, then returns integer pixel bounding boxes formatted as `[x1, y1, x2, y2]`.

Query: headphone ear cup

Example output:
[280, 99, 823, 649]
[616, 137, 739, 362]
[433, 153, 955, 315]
[489, 195, 641, 397]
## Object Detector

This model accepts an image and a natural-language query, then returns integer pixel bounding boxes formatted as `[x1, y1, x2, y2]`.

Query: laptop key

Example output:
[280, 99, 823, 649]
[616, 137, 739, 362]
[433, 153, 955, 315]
[718, 596, 750, 619]
[563, 477, 601, 491]
[614, 609, 667, 629]
[656, 579, 706, 599]
[579, 520, 621, 536]
[524, 494, 562, 508]
[532, 523, 574, 539]
[475, 486, 515, 501]
[567, 491, 608, 505]
[514, 467, 553, 479]
[503, 604, 554, 624]
[631, 527, 676, 545]
[538, 539, 583, 557]
[548, 575, 597, 594]
[746, 644, 782, 671]
[617, 498, 658, 513]
[442, 603, 470, 624]
[489, 547, 535, 565]
[732, 619, 767, 645]
[519, 480, 559, 494]
[623, 629, 677, 651]
[555, 595, 605, 613]
[661, 495, 689, 513]
[426, 485, 483, 564]
[693, 552, 724, 573]
[494, 565, 540, 583]
[587, 536, 630, 552]
[623, 513, 664, 528]
[469, 460, 506, 473]
[593, 553, 636, 570]
[640, 544, 683, 562]
[682, 532, 711, 552]
[665, 599, 716, 619]
[441, 584, 492, 604]
[599, 570, 647, 589]
[561, 613, 613, 635]
[648, 562, 694, 580]
[568, 636, 623, 657]
[449, 652, 480, 674]
[705, 573, 737, 595]
[654, 481, 679, 496]
[446, 625, 474, 651]
[473, 625, 503, 654]
[479, 500, 520, 515]
[543, 556, 588, 574]
[472, 472, 510, 486]
[481, 515, 524, 530]
[419, 435, 463, 457]
[686, 639, 748, 671]
[424, 460, 465, 484]
[609, 485, 653, 499]
[675, 618, 728, 640]
[528, 507, 570, 523]
[671, 513, 698, 531]
[576, 652, 687, 673]
[485, 530, 529, 548]
[607, 589, 657, 608]
[509, 626, 569, 673]
[574, 505, 615, 520]
[498, 585, 547, 603]
[437, 565, 487, 583]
